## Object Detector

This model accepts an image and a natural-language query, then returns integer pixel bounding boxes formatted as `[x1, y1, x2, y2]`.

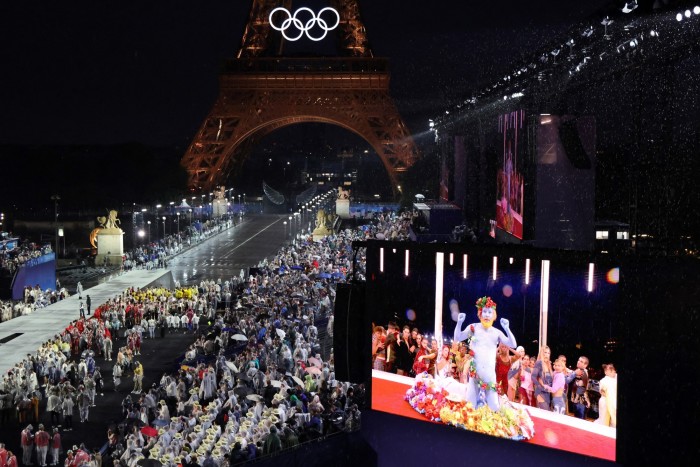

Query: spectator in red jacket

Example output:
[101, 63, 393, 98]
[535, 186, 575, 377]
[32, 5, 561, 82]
[34, 424, 50, 467]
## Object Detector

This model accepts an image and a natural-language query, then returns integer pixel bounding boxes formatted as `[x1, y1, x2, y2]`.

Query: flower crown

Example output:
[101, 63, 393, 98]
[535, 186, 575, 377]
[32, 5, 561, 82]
[475, 296, 496, 311]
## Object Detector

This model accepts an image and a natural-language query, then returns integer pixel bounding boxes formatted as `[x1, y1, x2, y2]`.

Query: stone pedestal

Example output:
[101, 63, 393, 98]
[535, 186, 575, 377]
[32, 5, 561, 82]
[336, 199, 350, 219]
[95, 229, 124, 267]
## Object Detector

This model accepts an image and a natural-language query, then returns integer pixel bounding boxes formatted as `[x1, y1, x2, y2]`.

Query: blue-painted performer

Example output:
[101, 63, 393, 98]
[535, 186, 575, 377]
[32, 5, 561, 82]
[452, 296, 517, 411]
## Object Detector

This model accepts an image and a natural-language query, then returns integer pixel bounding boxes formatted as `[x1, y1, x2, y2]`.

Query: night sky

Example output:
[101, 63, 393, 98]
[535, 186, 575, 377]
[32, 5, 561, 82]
[0, 1, 698, 241]
[0, 0, 610, 146]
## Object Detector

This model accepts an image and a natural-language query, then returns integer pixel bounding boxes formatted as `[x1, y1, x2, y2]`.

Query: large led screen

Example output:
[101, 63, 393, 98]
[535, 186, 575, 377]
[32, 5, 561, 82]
[495, 110, 526, 239]
[368, 244, 618, 462]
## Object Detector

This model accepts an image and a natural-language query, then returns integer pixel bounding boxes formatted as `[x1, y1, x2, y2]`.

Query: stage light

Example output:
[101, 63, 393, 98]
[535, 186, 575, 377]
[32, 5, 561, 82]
[379, 247, 384, 272]
[581, 26, 594, 37]
[601, 16, 613, 38]
[525, 258, 531, 285]
[435, 252, 445, 348]
[405, 250, 409, 276]
[606, 267, 620, 284]
[649, 30, 658, 37]
[676, 12, 683, 21]
[463, 254, 468, 279]
[509, 257, 514, 264]
[539, 260, 551, 348]
[587, 263, 595, 292]
[622, 1, 638, 13]
[492, 256, 498, 281]
[685, 9, 691, 17]
[449, 253, 454, 265]
[695, 6, 700, 15]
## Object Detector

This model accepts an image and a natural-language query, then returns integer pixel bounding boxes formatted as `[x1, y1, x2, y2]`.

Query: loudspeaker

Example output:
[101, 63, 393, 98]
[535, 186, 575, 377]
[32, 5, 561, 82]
[333, 282, 370, 384]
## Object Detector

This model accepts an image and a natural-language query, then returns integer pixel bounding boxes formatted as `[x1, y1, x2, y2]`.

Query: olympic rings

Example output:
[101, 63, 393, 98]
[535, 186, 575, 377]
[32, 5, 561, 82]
[269, 7, 340, 42]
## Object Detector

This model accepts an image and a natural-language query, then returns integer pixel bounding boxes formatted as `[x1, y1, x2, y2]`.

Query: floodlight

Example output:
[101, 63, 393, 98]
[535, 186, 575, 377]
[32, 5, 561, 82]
[622, 1, 638, 13]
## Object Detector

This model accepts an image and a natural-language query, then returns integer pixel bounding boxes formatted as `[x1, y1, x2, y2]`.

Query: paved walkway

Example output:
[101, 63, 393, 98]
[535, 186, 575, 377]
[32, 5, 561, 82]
[0, 267, 172, 375]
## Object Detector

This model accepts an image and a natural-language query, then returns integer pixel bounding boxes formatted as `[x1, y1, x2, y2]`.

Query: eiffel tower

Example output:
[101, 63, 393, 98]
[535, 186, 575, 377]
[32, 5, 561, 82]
[180, 0, 418, 193]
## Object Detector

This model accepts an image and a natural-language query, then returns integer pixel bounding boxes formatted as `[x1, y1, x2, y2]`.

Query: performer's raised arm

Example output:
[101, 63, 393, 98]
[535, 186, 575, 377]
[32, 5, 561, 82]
[451, 300, 472, 343]
[499, 318, 517, 349]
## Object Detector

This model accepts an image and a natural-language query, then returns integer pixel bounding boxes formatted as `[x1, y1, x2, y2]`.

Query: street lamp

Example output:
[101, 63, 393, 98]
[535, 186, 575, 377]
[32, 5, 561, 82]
[162, 216, 166, 237]
[50, 195, 60, 257]
[147, 221, 151, 243]
[176, 212, 180, 235]
[283, 221, 287, 239]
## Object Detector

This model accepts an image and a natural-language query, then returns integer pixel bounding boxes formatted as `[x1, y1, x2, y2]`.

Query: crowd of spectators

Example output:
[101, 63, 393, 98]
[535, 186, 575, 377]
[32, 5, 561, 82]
[0, 219, 236, 325]
[1, 242, 54, 275]
[0, 209, 412, 466]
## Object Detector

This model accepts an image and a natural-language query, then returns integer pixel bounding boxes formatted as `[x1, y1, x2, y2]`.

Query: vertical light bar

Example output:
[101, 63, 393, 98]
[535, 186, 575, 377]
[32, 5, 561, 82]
[435, 252, 445, 350]
[539, 260, 550, 349]
[463, 254, 468, 279]
[404, 250, 410, 276]
[492, 256, 498, 281]
[379, 247, 384, 272]
[449, 253, 454, 265]
[525, 258, 531, 285]
[509, 257, 514, 264]
[587, 262, 595, 292]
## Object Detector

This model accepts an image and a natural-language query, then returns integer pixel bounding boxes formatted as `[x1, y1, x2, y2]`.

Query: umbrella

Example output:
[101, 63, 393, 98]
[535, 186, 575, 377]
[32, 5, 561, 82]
[151, 419, 169, 427]
[306, 366, 322, 375]
[137, 459, 162, 467]
[246, 394, 263, 402]
[270, 380, 282, 388]
[237, 374, 252, 383]
[231, 334, 248, 342]
[256, 313, 270, 321]
[276, 328, 286, 339]
[318, 272, 331, 279]
[290, 265, 304, 270]
[234, 386, 253, 397]
[291, 292, 303, 298]
[141, 426, 158, 437]
[225, 362, 239, 373]
[308, 357, 322, 368]
[291, 376, 304, 387]
[223, 327, 235, 332]
[331, 272, 344, 279]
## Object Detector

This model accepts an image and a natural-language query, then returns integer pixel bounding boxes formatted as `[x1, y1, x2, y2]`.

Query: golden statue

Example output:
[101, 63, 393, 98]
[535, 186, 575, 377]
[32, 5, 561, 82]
[312, 209, 336, 239]
[91, 209, 123, 247]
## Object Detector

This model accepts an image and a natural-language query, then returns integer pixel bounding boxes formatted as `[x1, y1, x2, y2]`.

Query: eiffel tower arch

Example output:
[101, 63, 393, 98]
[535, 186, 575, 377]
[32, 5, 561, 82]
[181, 0, 418, 193]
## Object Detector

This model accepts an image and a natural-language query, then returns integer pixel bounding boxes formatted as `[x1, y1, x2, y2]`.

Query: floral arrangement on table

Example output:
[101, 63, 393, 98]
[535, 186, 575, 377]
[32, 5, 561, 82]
[404, 377, 535, 440]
